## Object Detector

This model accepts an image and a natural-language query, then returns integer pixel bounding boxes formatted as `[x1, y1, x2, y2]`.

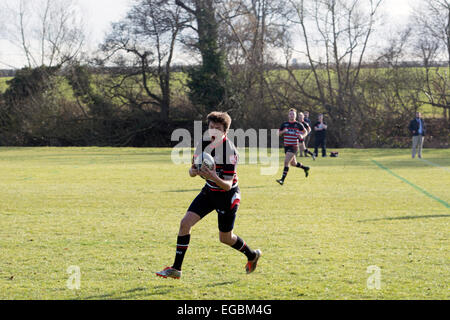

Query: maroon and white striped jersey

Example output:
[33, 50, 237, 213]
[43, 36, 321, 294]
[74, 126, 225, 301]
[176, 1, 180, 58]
[279, 121, 306, 146]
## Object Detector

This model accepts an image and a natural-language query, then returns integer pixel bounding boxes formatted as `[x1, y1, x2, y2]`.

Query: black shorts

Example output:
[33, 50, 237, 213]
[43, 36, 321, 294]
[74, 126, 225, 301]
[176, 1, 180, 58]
[284, 145, 298, 154]
[188, 186, 241, 233]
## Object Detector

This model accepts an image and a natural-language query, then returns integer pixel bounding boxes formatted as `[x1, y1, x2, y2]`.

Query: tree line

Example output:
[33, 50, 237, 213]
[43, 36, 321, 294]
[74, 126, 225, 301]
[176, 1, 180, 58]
[0, 0, 449, 148]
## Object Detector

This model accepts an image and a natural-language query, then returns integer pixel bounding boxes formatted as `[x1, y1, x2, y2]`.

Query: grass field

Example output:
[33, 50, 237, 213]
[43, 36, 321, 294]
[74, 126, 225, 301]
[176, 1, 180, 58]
[0, 77, 10, 93]
[0, 147, 448, 300]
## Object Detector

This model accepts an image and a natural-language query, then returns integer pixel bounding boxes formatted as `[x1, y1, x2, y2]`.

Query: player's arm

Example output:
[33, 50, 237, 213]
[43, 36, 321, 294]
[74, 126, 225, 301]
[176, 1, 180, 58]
[298, 124, 307, 140]
[190, 153, 200, 177]
[306, 125, 312, 135]
[199, 166, 233, 191]
[278, 124, 287, 136]
[299, 129, 307, 140]
[189, 163, 199, 177]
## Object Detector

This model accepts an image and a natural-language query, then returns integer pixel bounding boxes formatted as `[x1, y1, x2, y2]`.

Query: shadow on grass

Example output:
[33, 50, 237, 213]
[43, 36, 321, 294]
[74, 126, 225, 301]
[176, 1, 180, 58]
[79, 280, 239, 300]
[81, 285, 175, 300]
[163, 188, 199, 193]
[240, 186, 267, 190]
[159, 186, 267, 194]
[359, 214, 450, 222]
[203, 280, 238, 288]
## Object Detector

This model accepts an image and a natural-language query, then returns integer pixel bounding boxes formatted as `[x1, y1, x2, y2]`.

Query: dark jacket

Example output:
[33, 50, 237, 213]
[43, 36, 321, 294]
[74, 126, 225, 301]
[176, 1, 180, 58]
[408, 118, 426, 136]
[314, 122, 327, 139]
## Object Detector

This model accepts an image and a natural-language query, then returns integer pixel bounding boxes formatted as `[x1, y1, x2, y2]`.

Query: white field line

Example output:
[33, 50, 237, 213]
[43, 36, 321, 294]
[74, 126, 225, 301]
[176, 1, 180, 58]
[419, 158, 450, 172]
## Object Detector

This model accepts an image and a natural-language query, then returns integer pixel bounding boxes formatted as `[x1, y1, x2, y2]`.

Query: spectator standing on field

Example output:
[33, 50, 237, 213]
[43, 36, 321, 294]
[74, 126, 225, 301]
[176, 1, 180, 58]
[314, 114, 328, 157]
[408, 112, 426, 159]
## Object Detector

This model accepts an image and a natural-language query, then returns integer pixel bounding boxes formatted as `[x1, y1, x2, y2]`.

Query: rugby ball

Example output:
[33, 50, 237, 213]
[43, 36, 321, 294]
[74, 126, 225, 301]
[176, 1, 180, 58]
[194, 152, 215, 171]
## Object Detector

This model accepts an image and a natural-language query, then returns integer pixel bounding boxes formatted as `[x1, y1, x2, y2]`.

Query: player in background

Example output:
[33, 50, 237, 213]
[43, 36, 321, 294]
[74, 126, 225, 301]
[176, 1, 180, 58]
[298, 112, 315, 160]
[303, 111, 312, 156]
[276, 108, 310, 186]
[156, 112, 261, 279]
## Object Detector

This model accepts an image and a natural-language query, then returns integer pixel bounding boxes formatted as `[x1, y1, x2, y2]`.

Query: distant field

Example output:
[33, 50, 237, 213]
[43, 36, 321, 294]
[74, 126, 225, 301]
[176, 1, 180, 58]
[0, 77, 11, 93]
[0, 68, 444, 117]
[0, 147, 448, 300]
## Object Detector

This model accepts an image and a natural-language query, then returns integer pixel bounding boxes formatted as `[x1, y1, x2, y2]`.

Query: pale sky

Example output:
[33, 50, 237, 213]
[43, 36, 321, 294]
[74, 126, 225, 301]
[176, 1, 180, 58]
[0, 0, 133, 68]
[0, 0, 414, 69]
[78, 0, 132, 50]
[384, 0, 413, 18]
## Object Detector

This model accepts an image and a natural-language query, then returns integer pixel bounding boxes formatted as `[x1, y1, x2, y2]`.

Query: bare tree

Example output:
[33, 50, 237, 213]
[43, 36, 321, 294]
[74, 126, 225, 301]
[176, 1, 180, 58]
[411, 0, 450, 121]
[101, 0, 187, 121]
[280, 0, 383, 146]
[213, 0, 290, 127]
[1, 0, 85, 68]
[413, 0, 450, 67]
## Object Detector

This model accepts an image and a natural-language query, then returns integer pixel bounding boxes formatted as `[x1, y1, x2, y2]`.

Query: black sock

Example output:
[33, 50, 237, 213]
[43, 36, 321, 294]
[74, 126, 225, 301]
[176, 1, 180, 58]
[231, 236, 256, 261]
[296, 162, 306, 169]
[281, 167, 289, 181]
[305, 149, 314, 156]
[172, 234, 190, 271]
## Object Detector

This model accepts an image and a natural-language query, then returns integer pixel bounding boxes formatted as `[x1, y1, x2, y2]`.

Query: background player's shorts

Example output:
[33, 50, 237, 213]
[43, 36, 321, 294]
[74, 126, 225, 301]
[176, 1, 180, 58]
[284, 145, 298, 154]
[188, 186, 241, 232]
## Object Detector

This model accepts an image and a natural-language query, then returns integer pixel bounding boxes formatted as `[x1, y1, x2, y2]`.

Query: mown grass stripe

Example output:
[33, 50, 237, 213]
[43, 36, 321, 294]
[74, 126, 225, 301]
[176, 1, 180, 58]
[371, 159, 450, 209]
[419, 158, 450, 172]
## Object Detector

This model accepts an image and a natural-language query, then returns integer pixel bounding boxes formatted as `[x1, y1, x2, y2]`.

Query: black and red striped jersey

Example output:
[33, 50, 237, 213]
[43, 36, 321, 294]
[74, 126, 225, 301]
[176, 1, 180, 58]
[279, 121, 306, 146]
[301, 120, 310, 132]
[193, 136, 239, 192]
[298, 121, 310, 141]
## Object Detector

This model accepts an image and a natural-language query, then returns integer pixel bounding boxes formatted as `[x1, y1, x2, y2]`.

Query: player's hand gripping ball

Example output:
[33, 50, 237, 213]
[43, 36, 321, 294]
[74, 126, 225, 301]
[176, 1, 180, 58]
[194, 152, 215, 179]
